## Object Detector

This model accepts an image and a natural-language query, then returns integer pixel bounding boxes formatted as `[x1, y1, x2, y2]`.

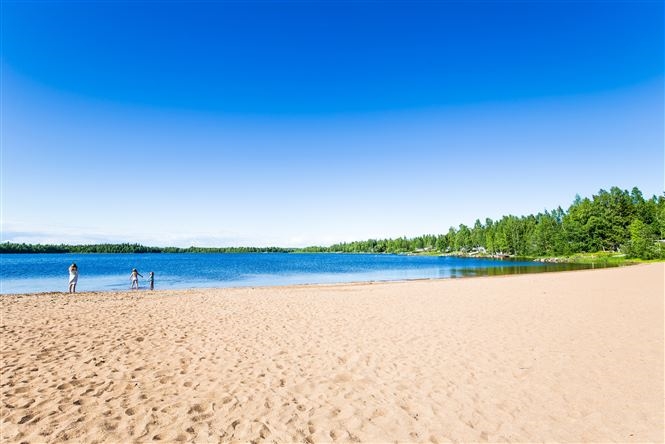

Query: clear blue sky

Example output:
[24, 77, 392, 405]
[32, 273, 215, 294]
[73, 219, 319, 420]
[2, 1, 663, 247]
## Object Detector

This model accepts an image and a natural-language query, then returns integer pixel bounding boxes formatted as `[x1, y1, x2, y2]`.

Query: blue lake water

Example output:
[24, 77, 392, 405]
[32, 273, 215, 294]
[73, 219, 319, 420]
[0, 253, 601, 294]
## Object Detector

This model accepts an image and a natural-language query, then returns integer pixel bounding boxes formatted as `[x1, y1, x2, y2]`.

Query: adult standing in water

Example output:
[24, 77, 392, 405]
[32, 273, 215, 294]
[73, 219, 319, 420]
[68, 263, 78, 293]
[130, 268, 143, 290]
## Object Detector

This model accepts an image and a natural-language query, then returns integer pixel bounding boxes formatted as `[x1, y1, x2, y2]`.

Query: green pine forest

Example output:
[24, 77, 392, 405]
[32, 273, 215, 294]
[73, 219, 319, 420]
[2, 186, 664, 260]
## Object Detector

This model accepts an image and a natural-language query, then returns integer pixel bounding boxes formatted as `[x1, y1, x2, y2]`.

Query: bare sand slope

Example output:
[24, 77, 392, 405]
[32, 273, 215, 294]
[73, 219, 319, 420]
[1, 263, 663, 443]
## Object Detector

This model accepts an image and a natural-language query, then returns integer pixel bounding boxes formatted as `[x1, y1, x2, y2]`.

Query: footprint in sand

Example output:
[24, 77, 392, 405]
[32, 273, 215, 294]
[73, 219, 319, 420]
[188, 404, 205, 414]
[18, 414, 34, 424]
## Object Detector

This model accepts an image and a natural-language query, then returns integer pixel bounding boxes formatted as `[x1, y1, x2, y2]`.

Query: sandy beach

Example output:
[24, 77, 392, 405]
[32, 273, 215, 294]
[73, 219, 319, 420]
[1, 264, 663, 443]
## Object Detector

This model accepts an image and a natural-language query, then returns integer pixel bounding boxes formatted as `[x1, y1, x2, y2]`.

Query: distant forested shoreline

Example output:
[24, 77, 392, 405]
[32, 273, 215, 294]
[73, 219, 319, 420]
[0, 244, 294, 254]
[2, 186, 664, 260]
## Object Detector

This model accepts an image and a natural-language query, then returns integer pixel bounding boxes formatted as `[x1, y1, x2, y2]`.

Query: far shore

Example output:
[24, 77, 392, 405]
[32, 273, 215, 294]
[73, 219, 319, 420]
[1, 264, 663, 443]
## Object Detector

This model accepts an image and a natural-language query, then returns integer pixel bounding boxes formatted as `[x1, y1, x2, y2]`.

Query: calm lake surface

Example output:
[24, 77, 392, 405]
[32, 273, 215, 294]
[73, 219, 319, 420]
[0, 253, 607, 294]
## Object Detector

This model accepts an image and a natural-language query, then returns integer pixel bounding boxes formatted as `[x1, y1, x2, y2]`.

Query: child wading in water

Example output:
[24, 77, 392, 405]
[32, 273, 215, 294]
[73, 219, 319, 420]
[130, 268, 143, 290]
[148, 272, 154, 290]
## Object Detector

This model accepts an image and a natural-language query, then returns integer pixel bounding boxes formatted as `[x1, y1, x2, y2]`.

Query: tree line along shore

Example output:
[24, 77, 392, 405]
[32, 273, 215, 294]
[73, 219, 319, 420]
[2, 186, 664, 260]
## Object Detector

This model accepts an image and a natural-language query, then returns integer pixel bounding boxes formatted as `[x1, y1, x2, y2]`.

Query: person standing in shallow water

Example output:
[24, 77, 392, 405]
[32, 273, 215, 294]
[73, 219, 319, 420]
[130, 268, 143, 290]
[68, 263, 78, 293]
[148, 271, 154, 290]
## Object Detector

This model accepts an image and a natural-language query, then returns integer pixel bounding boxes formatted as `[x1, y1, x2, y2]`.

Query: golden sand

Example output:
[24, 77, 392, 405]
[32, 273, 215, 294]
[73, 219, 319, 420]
[1, 263, 663, 443]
